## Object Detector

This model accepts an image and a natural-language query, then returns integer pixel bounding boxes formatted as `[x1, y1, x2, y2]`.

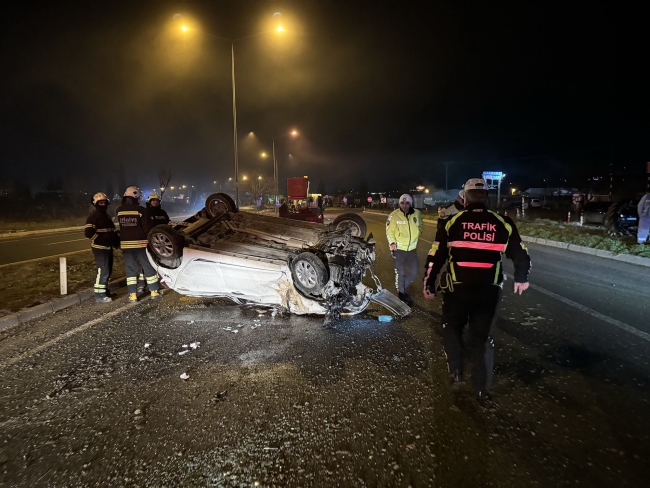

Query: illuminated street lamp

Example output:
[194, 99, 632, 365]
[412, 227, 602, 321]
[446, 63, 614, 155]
[178, 18, 286, 208]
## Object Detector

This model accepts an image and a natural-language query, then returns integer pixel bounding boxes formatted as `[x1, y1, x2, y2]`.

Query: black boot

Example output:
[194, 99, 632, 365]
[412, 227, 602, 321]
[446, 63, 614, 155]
[449, 370, 463, 390]
[398, 292, 408, 303]
[403, 292, 414, 307]
[476, 391, 493, 403]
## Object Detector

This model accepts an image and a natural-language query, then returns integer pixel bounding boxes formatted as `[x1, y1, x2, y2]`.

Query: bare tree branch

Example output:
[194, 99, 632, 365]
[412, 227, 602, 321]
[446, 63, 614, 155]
[158, 170, 172, 200]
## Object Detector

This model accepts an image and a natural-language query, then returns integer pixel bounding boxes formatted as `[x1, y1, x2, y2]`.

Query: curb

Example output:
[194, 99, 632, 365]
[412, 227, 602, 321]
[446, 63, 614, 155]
[0, 226, 85, 240]
[0, 278, 127, 332]
[521, 236, 650, 268]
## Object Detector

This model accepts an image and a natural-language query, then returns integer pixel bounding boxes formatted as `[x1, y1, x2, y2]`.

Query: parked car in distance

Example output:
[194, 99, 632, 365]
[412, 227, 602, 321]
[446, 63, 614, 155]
[283, 207, 324, 223]
[582, 201, 611, 225]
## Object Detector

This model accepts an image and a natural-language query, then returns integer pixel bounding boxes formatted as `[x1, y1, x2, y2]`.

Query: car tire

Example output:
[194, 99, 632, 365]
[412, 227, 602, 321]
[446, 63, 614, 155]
[604, 200, 637, 236]
[205, 192, 237, 218]
[332, 213, 367, 237]
[291, 252, 328, 296]
[148, 225, 185, 261]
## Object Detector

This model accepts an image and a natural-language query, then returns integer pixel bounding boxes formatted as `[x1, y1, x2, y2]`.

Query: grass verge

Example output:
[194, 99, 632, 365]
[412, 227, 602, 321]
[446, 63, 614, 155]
[363, 208, 439, 222]
[516, 219, 650, 258]
[0, 251, 126, 317]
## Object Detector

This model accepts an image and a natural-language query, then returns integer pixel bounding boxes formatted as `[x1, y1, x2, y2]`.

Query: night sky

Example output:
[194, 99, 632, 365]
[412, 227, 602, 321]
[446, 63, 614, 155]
[1, 0, 648, 194]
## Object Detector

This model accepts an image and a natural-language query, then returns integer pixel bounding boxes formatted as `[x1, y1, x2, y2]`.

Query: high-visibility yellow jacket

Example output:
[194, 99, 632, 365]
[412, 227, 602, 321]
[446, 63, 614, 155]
[386, 207, 423, 251]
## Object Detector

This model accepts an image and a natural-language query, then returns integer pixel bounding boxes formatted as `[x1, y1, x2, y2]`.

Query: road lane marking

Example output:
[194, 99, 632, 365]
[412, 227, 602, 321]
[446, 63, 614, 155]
[0, 302, 135, 369]
[507, 273, 650, 342]
[0, 250, 89, 268]
[42, 238, 86, 246]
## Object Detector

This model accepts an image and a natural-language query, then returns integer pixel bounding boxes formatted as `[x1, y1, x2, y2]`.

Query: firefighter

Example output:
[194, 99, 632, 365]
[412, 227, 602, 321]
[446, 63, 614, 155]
[134, 191, 171, 292]
[386, 194, 423, 306]
[423, 178, 531, 402]
[117, 186, 162, 302]
[85, 192, 120, 303]
[146, 192, 170, 225]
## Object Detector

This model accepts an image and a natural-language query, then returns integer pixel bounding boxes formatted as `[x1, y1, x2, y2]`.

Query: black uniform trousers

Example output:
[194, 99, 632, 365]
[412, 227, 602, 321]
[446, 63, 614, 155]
[91, 248, 113, 298]
[122, 248, 160, 294]
[441, 283, 502, 394]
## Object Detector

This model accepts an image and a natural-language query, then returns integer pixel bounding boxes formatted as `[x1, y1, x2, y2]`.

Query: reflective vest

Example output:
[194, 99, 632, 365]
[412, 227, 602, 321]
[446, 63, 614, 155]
[386, 208, 423, 251]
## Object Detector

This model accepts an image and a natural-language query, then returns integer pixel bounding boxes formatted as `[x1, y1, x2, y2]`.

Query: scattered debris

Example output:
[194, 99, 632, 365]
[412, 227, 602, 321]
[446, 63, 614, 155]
[182, 344, 189, 348]
[144, 343, 151, 348]
[378, 315, 392, 322]
[180, 373, 190, 380]
[134, 409, 142, 416]
[190, 342, 200, 349]
[178, 350, 189, 356]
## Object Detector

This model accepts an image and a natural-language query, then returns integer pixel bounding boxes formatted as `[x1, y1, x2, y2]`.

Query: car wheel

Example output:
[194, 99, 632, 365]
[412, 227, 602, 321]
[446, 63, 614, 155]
[332, 213, 367, 237]
[205, 192, 237, 218]
[291, 252, 328, 296]
[148, 225, 184, 261]
[604, 200, 637, 236]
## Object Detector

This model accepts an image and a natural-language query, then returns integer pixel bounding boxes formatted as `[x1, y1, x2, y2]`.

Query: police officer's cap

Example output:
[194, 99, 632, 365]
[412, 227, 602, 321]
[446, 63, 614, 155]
[463, 178, 487, 191]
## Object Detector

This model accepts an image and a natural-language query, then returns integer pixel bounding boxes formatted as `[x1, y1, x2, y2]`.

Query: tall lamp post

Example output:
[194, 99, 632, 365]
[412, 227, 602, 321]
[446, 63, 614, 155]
[180, 23, 285, 208]
[248, 130, 298, 214]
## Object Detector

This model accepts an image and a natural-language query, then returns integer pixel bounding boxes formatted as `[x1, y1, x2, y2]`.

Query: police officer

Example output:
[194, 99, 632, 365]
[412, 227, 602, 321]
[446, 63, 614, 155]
[117, 186, 162, 302]
[386, 194, 423, 306]
[423, 178, 531, 402]
[439, 190, 464, 219]
[85, 192, 120, 303]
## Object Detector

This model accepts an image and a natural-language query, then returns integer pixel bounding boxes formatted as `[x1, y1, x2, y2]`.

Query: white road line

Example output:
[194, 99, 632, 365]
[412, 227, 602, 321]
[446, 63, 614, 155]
[0, 302, 135, 369]
[42, 238, 86, 246]
[0, 250, 88, 268]
[506, 273, 650, 342]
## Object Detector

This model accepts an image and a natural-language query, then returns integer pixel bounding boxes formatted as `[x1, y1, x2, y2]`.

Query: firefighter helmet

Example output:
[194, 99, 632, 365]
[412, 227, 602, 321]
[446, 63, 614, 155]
[92, 192, 109, 205]
[147, 192, 160, 203]
[123, 186, 142, 200]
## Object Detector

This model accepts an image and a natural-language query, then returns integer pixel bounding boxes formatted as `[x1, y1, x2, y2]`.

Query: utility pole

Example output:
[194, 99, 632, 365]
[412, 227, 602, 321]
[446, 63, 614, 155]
[443, 162, 454, 191]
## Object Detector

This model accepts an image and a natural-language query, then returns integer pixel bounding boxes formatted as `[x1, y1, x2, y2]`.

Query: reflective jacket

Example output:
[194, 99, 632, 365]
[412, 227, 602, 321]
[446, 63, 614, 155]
[386, 207, 423, 251]
[116, 203, 153, 249]
[147, 206, 170, 226]
[85, 209, 119, 250]
[425, 204, 531, 288]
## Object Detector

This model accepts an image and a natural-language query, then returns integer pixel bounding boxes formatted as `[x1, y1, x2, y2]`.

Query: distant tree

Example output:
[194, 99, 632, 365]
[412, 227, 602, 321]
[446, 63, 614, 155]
[316, 179, 326, 195]
[106, 181, 115, 200]
[359, 180, 368, 199]
[45, 178, 63, 192]
[11, 180, 32, 201]
[117, 162, 126, 195]
[158, 169, 172, 200]
[246, 174, 274, 203]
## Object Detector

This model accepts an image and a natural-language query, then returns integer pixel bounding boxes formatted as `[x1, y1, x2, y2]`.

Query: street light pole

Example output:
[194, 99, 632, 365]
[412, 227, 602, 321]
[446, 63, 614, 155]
[272, 138, 278, 214]
[231, 43, 239, 207]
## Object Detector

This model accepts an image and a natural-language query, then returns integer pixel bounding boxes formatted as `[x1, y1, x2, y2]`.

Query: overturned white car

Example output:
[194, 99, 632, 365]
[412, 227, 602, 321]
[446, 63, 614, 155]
[146, 193, 410, 320]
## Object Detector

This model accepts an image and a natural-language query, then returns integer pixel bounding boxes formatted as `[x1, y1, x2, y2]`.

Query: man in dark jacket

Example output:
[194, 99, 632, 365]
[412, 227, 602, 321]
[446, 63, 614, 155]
[146, 192, 170, 225]
[423, 178, 531, 402]
[85, 192, 120, 303]
[117, 186, 162, 302]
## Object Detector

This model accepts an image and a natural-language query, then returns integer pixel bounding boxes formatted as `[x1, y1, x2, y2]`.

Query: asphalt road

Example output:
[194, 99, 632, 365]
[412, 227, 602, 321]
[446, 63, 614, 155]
[0, 209, 649, 487]
[0, 230, 88, 266]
